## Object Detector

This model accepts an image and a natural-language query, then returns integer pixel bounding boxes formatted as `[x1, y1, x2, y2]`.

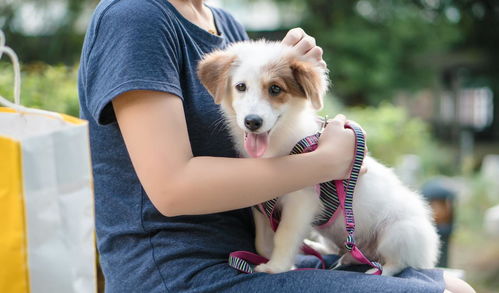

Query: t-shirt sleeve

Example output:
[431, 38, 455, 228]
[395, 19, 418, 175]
[84, 1, 183, 125]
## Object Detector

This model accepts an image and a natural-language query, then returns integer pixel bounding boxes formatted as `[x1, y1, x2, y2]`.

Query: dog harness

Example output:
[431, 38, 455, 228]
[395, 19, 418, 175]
[229, 120, 383, 275]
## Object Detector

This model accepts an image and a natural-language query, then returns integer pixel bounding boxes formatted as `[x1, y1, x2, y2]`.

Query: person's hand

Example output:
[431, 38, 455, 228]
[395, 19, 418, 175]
[281, 27, 326, 69]
[315, 114, 367, 180]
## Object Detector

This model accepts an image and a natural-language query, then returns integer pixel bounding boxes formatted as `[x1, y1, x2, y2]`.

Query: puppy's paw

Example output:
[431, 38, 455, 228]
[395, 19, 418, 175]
[380, 264, 404, 276]
[365, 268, 381, 275]
[254, 261, 291, 274]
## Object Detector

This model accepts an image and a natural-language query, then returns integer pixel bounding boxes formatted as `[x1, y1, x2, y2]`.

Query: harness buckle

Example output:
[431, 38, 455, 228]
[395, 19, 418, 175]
[345, 234, 355, 251]
[318, 115, 329, 135]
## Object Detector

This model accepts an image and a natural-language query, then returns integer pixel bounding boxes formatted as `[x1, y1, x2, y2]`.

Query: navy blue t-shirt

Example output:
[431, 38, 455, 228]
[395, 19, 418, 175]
[79, 0, 256, 291]
[79, 1, 445, 292]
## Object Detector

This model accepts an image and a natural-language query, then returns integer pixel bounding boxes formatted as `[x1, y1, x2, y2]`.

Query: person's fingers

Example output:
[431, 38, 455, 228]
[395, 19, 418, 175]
[335, 114, 346, 122]
[328, 114, 346, 127]
[346, 119, 367, 138]
[360, 164, 368, 175]
[281, 27, 305, 46]
[295, 35, 316, 55]
[282, 28, 326, 69]
[304, 46, 323, 62]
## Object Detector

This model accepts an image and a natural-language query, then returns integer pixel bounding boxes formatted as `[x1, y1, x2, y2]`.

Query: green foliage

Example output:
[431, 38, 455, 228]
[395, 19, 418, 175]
[1, 0, 99, 64]
[299, 0, 463, 105]
[0, 62, 79, 117]
[321, 96, 452, 175]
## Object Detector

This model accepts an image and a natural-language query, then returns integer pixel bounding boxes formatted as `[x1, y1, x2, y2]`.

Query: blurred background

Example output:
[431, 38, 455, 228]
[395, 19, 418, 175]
[1, 0, 498, 291]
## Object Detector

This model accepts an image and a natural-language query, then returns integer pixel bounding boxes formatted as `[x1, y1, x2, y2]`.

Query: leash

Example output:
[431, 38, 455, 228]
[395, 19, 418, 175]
[229, 118, 383, 275]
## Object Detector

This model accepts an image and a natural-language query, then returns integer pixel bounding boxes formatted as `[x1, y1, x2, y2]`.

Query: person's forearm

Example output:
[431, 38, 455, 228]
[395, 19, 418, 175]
[111, 91, 356, 217]
[159, 152, 333, 216]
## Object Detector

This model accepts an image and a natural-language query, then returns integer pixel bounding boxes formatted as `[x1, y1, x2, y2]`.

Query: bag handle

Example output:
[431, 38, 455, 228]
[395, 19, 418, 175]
[0, 30, 64, 121]
[0, 30, 20, 105]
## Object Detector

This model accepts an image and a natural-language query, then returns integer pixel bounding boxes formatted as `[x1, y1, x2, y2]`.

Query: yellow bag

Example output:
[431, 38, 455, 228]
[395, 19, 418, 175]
[0, 31, 97, 293]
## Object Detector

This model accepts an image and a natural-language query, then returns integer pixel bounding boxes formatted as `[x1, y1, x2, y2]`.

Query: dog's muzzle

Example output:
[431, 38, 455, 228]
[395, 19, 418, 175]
[244, 114, 263, 132]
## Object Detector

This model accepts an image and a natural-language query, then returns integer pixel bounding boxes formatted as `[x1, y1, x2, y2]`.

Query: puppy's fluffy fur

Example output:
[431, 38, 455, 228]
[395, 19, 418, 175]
[198, 40, 440, 276]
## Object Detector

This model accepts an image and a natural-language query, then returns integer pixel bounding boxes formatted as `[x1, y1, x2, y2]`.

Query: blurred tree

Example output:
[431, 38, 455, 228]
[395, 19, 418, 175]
[295, 0, 462, 105]
[263, 0, 498, 110]
[450, 0, 499, 140]
[0, 0, 99, 64]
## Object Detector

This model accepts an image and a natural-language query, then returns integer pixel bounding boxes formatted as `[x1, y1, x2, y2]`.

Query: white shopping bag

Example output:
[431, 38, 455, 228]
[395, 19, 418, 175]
[0, 30, 97, 293]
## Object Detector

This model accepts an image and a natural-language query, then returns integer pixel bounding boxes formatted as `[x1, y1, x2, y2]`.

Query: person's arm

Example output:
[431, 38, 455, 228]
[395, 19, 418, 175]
[113, 90, 356, 217]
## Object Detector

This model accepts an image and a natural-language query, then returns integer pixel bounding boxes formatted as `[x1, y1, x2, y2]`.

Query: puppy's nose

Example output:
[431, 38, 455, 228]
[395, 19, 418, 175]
[244, 115, 263, 131]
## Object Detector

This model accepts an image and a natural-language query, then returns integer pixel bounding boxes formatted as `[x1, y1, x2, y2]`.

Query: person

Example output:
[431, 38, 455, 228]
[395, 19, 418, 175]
[78, 0, 475, 292]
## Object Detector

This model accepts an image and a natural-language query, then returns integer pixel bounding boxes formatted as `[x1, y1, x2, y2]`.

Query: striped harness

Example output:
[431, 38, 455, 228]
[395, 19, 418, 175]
[229, 121, 383, 275]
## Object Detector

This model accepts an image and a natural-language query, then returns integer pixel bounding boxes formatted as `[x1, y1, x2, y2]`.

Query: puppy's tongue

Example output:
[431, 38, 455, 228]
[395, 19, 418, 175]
[244, 132, 269, 158]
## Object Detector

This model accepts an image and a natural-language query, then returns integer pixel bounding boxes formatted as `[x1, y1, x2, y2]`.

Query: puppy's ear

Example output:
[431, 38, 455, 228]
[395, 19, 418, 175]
[290, 60, 327, 110]
[197, 50, 236, 104]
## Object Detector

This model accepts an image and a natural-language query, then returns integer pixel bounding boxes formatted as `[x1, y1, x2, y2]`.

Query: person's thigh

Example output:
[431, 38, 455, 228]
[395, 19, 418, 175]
[218, 268, 445, 293]
[190, 265, 445, 293]
[101, 241, 445, 293]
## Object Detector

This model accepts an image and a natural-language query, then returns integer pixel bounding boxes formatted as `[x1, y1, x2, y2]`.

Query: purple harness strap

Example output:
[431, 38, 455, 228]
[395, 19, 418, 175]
[229, 122, 382, 275]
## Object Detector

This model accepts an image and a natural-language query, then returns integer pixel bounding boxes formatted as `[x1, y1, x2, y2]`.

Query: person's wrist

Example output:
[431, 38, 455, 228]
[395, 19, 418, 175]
[311, 146, 338, 182]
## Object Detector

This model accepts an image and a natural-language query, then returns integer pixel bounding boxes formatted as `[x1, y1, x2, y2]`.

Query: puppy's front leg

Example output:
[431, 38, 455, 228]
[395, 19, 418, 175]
[253, 207, 274, 259]
[255, 187, 321, 274]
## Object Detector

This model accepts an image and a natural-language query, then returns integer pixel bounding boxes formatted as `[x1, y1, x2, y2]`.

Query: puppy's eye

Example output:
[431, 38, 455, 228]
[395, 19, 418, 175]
[269, 84, 282, 96]
[236, 83, 247, 92]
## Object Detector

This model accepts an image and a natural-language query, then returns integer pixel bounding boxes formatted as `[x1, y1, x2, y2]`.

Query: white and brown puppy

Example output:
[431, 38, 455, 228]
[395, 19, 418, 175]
[197, 40, 440, 276]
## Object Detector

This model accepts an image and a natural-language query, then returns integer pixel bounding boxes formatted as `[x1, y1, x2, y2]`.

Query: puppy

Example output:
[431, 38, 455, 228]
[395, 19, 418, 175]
[197, 40, 440, 276]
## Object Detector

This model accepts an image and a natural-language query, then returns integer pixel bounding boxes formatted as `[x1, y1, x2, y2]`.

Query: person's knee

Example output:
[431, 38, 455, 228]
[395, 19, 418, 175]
[444, 272, 476, 293]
